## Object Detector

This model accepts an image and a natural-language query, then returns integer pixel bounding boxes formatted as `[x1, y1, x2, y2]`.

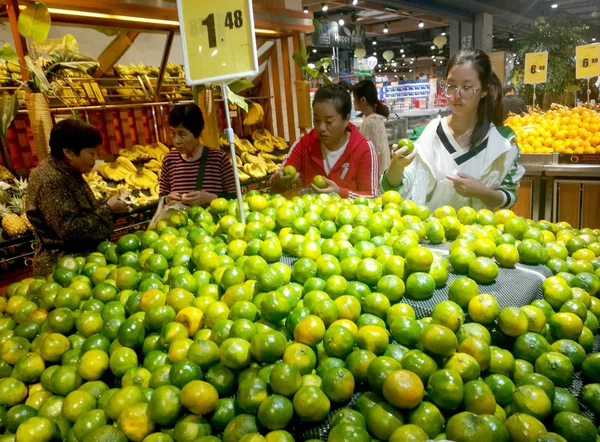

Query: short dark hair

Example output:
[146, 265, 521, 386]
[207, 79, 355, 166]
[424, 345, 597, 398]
[313, 84, 352, 119]
[168, 103, 205, 138]
[49, 118, 103, 159]
[503, 85, 515, 95]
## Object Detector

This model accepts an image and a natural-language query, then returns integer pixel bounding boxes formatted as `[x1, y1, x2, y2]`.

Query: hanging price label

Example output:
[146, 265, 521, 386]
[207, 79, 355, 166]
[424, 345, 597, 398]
[576, 43, 600, 79]
[176, 0, 259, 84]
[524, 51, 548, 84]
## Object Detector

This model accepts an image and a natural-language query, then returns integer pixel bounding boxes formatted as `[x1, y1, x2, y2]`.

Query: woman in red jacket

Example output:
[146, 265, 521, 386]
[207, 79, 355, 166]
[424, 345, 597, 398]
[270, 84, 379, 198]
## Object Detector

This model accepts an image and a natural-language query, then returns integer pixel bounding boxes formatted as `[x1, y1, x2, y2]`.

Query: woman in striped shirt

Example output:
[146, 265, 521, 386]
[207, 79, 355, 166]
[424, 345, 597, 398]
[159, 103, 236, 206]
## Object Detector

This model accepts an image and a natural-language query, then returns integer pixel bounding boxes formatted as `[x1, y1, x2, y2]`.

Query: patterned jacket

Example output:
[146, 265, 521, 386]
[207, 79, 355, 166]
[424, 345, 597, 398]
[26, 157, 114, 277]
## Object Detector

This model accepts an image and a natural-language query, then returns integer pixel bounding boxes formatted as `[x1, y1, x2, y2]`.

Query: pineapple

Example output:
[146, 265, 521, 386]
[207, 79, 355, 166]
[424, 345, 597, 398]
[8, 196, 32, 232]
[12, 177, 28, 197]
[0, 203, 27, 238]
[0, 165, 14, 182]
[0, 181, 9, 205]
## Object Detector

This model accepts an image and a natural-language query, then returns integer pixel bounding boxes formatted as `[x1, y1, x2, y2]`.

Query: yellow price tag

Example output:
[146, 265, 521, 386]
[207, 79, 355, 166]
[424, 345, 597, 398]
[176, 0, 259, 85]
[524, 51, 548, 84]
[576, 43, 600, 79]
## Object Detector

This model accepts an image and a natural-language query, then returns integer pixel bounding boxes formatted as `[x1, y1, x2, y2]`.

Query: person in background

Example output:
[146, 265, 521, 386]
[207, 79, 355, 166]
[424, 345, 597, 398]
[352, 80, 391, 172]
[382, 49, 524, 211]
[502, 84, 527, 120]
[160, 103, 236, 206]
[270, 84, 379, 198]
[26, 119, 128, 277]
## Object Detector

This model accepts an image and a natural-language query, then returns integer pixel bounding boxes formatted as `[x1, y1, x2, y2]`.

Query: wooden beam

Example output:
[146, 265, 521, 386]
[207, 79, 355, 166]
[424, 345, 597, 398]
[6, 0, 29, 82]
[93, 31, 139, 78]
[155, 31, 174, 102]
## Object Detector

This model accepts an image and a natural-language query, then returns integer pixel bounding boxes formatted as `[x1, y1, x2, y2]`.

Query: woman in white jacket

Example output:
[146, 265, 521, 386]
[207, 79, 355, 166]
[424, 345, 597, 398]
[381, 49, 524, 211]
[353, 80, 391, 173]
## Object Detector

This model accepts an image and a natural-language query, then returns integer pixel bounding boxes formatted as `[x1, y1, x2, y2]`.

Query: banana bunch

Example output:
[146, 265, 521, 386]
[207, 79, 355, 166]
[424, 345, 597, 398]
[166, 62, 184, 76]
[237, 169, 251, 181]
[240, 152, 280, 175]
[119, 144, 150, 161]
[252, 129, 289, 151]
[84, 171, 111, 199]
[243, 102, 264, 126]
[258, 151, 286, 162]
[124, 168, 159, 190]
[99, 156, 137, 182]
[254, 139, 275, 153]
[242, 162, 268, 179]
[150, 183, 160, 197]
[119, 142, 169, 161]
[219, 132, 240, 147]
[145, 159, 163, 174]
[114, 63, 151, 77]
[234, 139, 257, 156]
[148, 142, 170, 159]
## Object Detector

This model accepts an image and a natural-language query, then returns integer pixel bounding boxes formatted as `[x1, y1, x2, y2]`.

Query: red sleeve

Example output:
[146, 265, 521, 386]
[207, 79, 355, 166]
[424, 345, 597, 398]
[268, 138, 304, 194]
[339, 140, 379, 198]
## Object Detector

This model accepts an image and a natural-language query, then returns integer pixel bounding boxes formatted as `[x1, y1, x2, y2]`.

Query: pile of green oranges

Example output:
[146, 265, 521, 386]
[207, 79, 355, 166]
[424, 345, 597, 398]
[0, 190, 600, 442]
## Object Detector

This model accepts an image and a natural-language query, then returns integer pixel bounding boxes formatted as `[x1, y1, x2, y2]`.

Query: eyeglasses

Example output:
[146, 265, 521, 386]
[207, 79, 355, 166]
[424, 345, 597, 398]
[443, 84, 481, 100]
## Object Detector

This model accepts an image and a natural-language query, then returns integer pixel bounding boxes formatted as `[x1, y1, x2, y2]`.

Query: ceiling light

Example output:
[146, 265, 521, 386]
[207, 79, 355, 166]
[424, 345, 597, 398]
[373, 51, 377, 55]
[551, 3, 558, 8]
[322, 3, 328, 11]
[402, 54, 406, 57]
[431, 45, 435, 49]
[441, 32, 446, 36]
[509, 33, 514, 42]
[31, 6, 179, 26]
[400, 48, 404, 53]
[255, 29, 278, 35]
[593, 37, 597, 41]
[418, 20, 424, 28]
[352, 0, 358, 4]
[303, 6, 309, 13]
[313, 48, 317, 53]
[372, 40, 377, 45]
[432, 55, 435, 59]
[383, 23, 389, 33]
[410, 61, 413, 64]
[339, 18, 345, 25]
[409, 69, 413, 72]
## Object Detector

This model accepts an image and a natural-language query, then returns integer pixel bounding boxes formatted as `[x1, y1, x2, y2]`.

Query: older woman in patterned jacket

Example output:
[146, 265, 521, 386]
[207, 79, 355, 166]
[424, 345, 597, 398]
[26, 119, 127, 277]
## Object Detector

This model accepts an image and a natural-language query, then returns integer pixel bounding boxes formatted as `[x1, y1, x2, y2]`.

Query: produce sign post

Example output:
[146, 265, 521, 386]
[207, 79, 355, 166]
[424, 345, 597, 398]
[576, 43, 600, 103]
[524, 51, 548, 107]
[176, 0, 260, 222]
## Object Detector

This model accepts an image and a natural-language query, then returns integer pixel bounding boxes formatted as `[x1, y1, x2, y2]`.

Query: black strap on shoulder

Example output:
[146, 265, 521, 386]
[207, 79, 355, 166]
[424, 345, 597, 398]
[454, 137, 489, 165]
[194, 147, 211, 191]
[436, 122, 456, 154]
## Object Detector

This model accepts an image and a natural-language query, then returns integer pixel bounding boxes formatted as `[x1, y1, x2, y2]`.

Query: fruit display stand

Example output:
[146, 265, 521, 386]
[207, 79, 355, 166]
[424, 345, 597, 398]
[0, 205, 156, 288]
[515, 154, 600, 228]
[1, 193, 600, 442]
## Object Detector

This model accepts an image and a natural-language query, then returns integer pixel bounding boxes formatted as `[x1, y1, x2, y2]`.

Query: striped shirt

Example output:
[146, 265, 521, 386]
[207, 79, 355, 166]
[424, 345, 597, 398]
[159, 148, 236, 199]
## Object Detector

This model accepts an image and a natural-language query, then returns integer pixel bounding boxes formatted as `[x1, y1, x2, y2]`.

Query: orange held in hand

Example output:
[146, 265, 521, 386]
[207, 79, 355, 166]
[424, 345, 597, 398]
[397, 138, 415, 156]
[313, 175, 327, 189]
[283, 165, 297, 177]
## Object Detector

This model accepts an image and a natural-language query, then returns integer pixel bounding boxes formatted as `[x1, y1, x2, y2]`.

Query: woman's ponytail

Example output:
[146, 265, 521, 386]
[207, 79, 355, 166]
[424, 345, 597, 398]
[376, 101, 390, 118]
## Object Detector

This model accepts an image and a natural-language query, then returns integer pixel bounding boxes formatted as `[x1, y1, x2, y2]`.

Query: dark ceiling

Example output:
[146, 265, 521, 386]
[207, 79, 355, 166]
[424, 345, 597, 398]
[307, 0, 599, 69]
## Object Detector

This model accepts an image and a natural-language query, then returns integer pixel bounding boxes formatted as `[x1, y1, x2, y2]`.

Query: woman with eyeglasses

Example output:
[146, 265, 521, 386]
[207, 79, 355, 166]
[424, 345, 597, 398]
[381, 49, 525, 211]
